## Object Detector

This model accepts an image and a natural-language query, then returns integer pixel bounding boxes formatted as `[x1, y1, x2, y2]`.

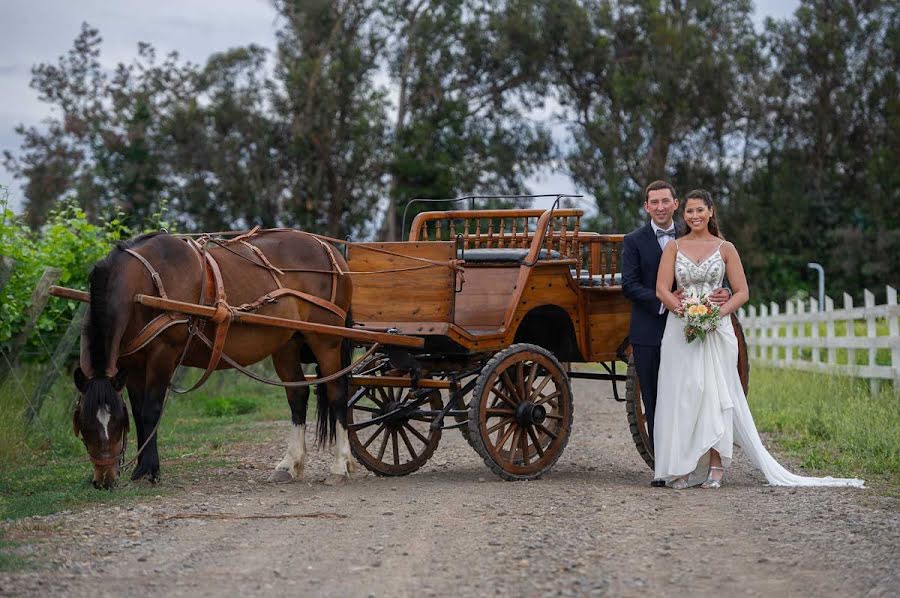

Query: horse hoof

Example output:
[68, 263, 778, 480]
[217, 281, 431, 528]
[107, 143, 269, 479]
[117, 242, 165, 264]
[268, 469, 295, 484]
[323, 474, 349, 486]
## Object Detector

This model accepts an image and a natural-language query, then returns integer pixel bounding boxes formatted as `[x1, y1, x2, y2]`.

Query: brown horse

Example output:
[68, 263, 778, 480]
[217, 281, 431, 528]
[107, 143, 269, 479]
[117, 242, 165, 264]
[73, 230, 355, 488]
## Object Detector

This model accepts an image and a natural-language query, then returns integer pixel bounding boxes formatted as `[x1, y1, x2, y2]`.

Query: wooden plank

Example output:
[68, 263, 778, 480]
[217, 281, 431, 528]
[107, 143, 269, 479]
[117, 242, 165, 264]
[750, 359, 896, 381]
[348, 242, 456, 324]
[748, 336, 899, 349]
[0, 267, 61, 386]
[134, 294, 425, 348]
[27, 303, 87, 424]
[888, 286, 899, 390]
[454, 267, 518, 328]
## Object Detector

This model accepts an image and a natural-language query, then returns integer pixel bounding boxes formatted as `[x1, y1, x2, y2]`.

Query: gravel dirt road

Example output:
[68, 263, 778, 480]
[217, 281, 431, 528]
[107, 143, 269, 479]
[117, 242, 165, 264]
[2, 379, 898, 597]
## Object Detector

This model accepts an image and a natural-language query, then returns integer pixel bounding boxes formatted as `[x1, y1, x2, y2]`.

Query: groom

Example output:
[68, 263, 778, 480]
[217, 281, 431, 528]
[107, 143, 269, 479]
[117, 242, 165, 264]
[621, 181, 729, 487]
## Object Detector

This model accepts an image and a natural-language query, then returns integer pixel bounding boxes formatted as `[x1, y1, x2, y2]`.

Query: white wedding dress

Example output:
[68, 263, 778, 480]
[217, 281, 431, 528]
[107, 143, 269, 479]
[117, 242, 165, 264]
[653, 241, 864, 488]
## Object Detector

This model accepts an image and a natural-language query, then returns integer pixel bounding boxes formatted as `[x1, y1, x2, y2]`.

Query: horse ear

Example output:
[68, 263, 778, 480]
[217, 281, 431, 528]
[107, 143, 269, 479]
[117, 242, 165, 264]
[111, 369, 128, 392]
[73, 367, 89, 393]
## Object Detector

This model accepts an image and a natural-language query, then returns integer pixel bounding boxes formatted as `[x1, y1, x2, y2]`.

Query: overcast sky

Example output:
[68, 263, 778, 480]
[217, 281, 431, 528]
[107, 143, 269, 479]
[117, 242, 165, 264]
[0, 0, 800, 214]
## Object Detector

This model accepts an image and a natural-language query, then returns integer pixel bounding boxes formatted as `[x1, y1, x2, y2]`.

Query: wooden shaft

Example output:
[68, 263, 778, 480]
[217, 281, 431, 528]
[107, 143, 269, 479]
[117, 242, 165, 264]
[134, 294, 425, 348]
[49, 285, 90, 302]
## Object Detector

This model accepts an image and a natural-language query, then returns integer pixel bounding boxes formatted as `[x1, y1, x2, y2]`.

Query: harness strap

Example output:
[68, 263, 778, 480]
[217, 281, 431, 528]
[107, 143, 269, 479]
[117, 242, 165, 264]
[120, 312, 189, 357]
[124, 248, 168, 299]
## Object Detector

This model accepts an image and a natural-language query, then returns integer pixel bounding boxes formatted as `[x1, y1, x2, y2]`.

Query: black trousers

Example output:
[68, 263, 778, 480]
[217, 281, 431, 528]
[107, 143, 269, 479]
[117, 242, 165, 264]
[632, 344, 661, 444]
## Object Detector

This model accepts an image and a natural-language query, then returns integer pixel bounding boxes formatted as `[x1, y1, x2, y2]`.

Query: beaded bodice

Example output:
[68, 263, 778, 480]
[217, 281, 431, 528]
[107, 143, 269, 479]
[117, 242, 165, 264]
[675, 242, 726, 297]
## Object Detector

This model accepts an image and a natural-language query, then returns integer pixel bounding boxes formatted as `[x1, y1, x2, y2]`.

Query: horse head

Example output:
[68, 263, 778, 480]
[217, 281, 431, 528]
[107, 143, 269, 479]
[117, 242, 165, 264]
[73, 367, 129, 489]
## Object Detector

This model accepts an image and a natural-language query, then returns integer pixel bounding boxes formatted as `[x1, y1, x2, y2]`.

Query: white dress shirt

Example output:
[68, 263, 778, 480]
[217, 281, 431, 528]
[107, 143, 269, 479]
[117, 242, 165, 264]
[651, 221, 676, 314]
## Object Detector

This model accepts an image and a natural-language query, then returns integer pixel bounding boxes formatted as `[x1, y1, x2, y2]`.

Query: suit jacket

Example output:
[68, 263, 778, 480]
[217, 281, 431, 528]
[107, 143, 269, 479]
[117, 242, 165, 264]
[621, 222, 673, 346]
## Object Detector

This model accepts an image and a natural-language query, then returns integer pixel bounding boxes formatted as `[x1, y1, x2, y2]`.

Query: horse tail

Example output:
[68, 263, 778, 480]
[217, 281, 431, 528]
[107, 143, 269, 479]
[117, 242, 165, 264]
[315, 308, 353, 446]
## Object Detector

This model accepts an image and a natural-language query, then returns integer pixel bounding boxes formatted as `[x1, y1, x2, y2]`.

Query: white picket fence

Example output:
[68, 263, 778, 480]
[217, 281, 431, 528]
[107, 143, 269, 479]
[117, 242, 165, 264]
[737, 286, 900, 394]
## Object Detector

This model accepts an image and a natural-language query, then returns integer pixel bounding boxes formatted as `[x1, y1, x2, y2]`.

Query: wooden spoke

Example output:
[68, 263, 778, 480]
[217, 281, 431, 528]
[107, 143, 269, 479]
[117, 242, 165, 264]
[525, 362, 538, 398]
[516, 361, 527, 405]
[495, 421, 517, 454]
[392, 431, 400, 466]
[500, 371, 521, 403]
[353, 405, 381, 414]
[362, 423, 386, 449]
[526, 425, 545, 457]
[403, 423, 429, 445]
[542, 413, 564, 421]
[377, 430, 390, 461]
[535, 423, 557, 440]
[490, 385, 518, 408]
[519, 427, 530, 466]
[509, 426, 524, 462]
[528, 373, 553, 402]
[535, 389, 561, 406]
[485, 407, 515, 417]
[486, 417, 513, 435]
[399, 427, 419, 461]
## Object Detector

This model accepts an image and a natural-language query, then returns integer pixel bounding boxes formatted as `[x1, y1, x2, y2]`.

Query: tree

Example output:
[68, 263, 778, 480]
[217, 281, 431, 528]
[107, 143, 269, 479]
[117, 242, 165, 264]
[545, 0, 762, 230]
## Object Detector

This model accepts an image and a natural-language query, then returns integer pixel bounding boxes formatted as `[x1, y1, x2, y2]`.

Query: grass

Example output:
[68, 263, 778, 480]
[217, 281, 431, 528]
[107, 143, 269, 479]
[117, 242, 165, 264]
[0, 366, 296, 525]
[747, 366, 899, 491]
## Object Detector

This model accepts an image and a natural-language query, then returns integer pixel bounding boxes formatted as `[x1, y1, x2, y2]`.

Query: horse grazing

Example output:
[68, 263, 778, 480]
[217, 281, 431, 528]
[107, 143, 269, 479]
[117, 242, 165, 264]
[73, 230, 355, 488]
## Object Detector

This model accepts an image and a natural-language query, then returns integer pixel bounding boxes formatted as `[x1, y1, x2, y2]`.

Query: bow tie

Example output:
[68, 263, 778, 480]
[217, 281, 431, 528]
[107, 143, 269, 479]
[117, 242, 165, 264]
[656, 228, 676, 239]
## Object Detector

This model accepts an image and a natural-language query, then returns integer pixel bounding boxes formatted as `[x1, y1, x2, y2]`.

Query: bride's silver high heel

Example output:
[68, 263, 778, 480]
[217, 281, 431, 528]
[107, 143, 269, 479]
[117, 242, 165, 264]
[670, 475, 690, 490]
[702, 466, 725, 489]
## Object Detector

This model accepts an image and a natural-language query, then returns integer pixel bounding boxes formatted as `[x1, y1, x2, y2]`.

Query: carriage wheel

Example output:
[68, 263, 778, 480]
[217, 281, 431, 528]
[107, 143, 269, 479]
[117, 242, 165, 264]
[347, 382, 443, 477]
[624, 355, 654, 470]
[468, 344, 573, 481]
[625, 313, 752, 470]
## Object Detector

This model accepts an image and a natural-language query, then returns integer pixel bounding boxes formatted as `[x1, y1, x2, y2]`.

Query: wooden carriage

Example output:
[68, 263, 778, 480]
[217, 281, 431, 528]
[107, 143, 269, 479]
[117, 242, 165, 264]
[340, 202, 748, 480]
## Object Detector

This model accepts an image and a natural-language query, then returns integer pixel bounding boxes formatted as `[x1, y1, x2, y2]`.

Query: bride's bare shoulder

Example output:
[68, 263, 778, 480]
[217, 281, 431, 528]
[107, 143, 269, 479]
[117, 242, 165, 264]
[720, 240, 739, 259]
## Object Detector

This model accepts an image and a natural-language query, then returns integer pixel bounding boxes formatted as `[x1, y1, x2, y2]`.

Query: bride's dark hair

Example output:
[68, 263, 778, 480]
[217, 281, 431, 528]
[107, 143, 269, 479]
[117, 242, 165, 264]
[683, 189, 724, 239]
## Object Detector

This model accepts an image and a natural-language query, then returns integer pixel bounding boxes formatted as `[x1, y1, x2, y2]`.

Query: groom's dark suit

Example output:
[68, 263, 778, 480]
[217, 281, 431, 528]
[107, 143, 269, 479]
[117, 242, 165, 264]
[621, 222, 677, 443]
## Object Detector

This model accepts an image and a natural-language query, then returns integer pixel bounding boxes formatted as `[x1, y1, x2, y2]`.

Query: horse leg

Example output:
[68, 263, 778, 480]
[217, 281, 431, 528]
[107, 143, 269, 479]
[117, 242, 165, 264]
[131, 349, 177, 484]
[125, 371, 147, 479]
[305, 335, 355, 483]
[269, 338, 310, 483]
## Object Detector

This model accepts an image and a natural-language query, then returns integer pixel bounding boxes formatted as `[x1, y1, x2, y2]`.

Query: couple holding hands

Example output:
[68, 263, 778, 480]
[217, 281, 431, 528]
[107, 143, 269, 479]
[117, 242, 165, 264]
[621, 181, 863, 490]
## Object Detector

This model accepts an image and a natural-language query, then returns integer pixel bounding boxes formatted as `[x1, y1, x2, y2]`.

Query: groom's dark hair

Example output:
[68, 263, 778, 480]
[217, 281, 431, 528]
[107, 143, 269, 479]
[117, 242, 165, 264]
[644, 180, 676, 201]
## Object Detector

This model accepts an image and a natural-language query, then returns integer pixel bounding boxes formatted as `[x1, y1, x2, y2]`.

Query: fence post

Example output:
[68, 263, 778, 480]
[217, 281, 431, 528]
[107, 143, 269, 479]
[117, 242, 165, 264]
[863, 289, 878, 395]
[769, 302, 779, 362]
[0, 256, 15, 294]
[26, 303, 87, 425]
[785, 300, 795, 364]
[0, 267, 62, 387]
[887, 286, 899, 394]
[809, 297, 819, 365]
[825, 295, 835, 366]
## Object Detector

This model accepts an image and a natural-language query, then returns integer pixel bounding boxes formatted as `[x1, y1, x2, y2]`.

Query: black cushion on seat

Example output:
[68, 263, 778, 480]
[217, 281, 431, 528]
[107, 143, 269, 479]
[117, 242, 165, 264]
[458, 248, 560, 263]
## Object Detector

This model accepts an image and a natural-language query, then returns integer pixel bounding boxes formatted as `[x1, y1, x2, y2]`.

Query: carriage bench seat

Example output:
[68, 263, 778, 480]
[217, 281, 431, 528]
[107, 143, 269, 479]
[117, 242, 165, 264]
[458, 248, 560, 263]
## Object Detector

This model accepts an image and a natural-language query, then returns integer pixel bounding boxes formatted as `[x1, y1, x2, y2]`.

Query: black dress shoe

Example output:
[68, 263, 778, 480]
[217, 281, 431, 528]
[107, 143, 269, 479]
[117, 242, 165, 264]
[650, 479, 666, 488]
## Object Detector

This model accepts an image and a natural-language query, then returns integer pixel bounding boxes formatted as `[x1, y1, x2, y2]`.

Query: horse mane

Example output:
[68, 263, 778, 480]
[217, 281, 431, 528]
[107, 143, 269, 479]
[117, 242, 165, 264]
[87, 231, 168, 377]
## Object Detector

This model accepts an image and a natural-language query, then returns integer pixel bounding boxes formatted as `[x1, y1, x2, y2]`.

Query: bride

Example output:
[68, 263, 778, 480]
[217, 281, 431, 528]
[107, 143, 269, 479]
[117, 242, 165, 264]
[653, 189, 864, 489]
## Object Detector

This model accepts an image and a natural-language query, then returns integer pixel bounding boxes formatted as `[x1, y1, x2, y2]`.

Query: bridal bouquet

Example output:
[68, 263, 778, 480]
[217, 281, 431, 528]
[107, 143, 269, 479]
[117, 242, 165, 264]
[678, 294, 721, 343]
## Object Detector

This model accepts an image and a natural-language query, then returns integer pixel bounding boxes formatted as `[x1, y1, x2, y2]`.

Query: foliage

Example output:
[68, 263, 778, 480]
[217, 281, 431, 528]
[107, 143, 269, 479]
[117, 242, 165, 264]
[0, 187, 174, 362]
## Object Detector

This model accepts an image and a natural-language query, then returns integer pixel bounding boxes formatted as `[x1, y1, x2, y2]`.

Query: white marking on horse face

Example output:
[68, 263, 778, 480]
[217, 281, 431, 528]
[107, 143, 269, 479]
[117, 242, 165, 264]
[96, 406, 111, 440]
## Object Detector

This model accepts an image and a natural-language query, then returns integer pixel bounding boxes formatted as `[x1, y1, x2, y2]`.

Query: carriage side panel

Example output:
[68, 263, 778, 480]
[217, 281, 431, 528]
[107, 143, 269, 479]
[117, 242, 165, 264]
[347, 242, 457, 325]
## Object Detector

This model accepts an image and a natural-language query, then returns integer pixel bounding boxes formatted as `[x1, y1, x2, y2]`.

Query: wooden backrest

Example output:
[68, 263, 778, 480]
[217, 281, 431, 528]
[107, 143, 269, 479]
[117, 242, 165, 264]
[347, 242, 457, 324]
[410, 209, 584, 258]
